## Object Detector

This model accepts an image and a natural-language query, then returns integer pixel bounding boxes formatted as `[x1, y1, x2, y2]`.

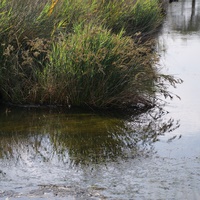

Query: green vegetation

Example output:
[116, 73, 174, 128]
[0, 0, 180, 109]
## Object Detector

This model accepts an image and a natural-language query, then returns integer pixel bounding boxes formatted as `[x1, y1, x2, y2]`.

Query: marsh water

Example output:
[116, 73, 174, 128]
[1, 0, 200, 199]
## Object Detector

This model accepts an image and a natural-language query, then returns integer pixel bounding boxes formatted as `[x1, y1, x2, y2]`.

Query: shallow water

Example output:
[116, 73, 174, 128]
[0, 106, 177, 199]
[1, 0, 200, 199]
[156, 0, 200, 157]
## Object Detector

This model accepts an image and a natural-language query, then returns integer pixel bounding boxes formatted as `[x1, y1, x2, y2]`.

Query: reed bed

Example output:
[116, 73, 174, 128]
[0, 0, 180, 109]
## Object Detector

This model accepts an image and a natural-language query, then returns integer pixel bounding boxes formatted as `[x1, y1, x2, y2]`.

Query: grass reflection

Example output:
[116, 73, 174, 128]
[0, 106, 180, 166]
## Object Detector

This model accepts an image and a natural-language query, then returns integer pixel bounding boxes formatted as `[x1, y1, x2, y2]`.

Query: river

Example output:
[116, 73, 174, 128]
[0, 0, 200, 199]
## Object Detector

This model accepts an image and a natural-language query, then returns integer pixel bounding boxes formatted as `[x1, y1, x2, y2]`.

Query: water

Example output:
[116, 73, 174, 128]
[156, 0, 200, 158]
[1, 0, 200, 199]
[0, 106, 176, 199]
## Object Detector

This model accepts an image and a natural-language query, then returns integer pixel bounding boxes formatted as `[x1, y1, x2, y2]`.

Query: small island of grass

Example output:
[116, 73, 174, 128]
[0, 0, 181, 110]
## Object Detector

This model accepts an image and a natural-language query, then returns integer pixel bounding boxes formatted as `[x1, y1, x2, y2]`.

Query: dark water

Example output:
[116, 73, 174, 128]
[1, 0, 200, 199]
[0, 106, 178, 199]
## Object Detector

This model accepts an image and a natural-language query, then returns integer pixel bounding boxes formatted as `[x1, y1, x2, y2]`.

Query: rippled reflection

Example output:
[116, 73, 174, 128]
[168, 0, 200, 33]
[0, 106, 180, 167]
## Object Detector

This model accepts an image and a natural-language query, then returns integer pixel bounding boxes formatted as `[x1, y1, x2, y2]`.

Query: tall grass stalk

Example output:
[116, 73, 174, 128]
[0, 0, 179, 109]
[37, 25, 159, 107]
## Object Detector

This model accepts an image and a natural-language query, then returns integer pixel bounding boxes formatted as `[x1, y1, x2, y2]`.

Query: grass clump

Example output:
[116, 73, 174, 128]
[37, 25, 158, 108]
[0, 0, 179, 110]
[0, 0, 10, 34]
[93, 0, 164, 36]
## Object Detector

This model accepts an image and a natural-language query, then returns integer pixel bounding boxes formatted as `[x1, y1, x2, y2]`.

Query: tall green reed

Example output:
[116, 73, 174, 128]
[0, 0, 177, 109]
[0, 0, 11, 35]
[37, 24, 159, 108]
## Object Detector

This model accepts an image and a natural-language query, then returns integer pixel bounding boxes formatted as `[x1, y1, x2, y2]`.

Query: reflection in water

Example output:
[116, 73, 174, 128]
[0, 106, 179, 167]
[169, 0, 200, 33]
[191, 0, 196, 20]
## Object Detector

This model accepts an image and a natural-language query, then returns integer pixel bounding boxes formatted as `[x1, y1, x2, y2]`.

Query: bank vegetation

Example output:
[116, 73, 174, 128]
[0, 0, 181, 110]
